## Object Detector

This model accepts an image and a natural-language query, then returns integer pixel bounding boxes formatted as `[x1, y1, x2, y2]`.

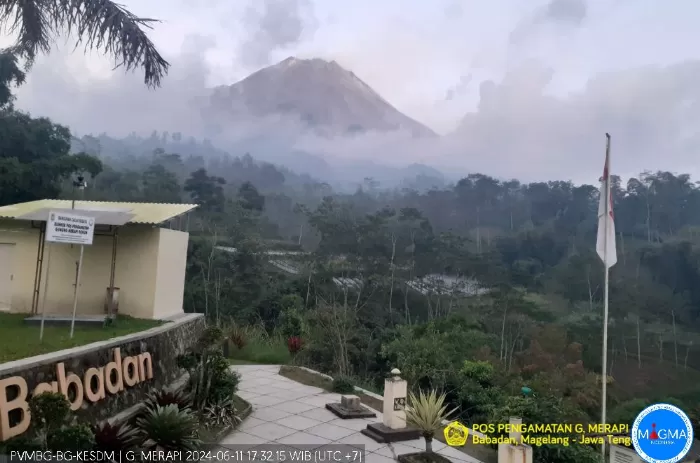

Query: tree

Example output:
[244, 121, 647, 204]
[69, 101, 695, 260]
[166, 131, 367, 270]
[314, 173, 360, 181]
[0, 0, 168, 87]
[184, 168, 225, 212]
[142, 164, 181, 203]
[0, 51, 25, 107]
[0, 110, 102, 205]
[238, 181, 264, 212]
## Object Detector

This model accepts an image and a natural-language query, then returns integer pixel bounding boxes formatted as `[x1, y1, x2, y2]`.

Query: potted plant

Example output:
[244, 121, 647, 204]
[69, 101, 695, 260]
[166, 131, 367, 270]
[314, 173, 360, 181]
[399, 389, 457, 463]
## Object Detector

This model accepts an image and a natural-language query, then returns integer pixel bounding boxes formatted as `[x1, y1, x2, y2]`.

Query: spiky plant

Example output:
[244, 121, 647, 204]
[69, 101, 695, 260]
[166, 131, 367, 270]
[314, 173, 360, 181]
[405, 390, 457, 453]
[145, 388, 193, 411]
[136, 404, 200, 451]
[228, 325, 247, 350]
[202, 396, 241, 430]
[93, 422, 140, 451]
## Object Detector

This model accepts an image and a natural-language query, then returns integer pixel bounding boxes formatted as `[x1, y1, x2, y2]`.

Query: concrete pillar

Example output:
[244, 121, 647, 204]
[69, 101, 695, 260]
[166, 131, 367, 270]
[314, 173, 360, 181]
[498, 417, 533, 463]
[509, 417, 522, 444]
[382, 368, 407, 430]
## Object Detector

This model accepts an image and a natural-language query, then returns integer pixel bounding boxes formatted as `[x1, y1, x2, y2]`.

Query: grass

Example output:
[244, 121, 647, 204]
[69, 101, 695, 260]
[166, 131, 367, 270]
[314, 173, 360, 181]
[0, 313, 163, 363]
[226, 326, 292, 365]
[229, 342, 291, 364]
[278, 366, 498, 463]
[228, 359, 258, 365]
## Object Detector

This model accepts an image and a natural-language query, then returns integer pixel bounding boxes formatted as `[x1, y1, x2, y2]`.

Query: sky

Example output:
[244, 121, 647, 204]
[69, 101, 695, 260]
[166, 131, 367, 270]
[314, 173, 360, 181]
[4, 0, 700, 184]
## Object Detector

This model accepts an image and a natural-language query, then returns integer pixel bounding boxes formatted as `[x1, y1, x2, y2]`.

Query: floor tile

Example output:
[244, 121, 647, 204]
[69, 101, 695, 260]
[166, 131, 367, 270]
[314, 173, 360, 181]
[276, 415, 323, 431]
[270, 400, 317, 414]
[298, 395, 336, 407]
[306, 423, 357, 440]
[253, 407, 292, 422]
[290, 386, 326, 395]
[271, 390, 314, 400]
[248, 395, 287, 407]
[341, 432, 386, 452]
[238, 417, 266, 432]
[236, 391, 261, 401]
[276, 431, 332, 448]
[327, 418, 377, 432]
[252, 385, 290, 395]
[319, 393, 344, 402]
[402, 438, 447, 452]
[219, 431, 268, 445]
[245, 422, 297, 440]
[374, 443, 418, 459]
[298, 407, 338, 423]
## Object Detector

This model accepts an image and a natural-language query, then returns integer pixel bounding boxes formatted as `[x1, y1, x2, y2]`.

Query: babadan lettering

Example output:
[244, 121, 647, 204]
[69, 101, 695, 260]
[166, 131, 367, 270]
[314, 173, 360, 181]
[0, 348, 153, 441]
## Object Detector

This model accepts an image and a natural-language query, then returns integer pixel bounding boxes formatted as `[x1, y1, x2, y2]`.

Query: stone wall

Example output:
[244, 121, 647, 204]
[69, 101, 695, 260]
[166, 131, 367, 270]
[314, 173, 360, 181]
[0, 314, 204, 439]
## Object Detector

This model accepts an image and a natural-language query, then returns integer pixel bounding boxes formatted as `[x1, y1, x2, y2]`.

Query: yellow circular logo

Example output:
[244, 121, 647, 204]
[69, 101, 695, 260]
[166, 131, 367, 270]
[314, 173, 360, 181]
[444, 421, 469, 446]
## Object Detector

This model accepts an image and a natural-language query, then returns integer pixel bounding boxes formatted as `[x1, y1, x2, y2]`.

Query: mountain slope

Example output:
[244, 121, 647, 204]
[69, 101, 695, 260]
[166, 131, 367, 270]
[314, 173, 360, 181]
[206, 57, 436, 138]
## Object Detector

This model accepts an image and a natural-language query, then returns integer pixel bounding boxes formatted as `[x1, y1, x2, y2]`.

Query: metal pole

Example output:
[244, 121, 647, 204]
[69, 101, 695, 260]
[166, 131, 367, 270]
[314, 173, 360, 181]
[39, 242, 53, 341]
[108, 228, 118, 318]
[601, 266, 610, 461]
[600, 133, 612, 462]
[31, 224, 46, 314]
[70, 245, 84, 338]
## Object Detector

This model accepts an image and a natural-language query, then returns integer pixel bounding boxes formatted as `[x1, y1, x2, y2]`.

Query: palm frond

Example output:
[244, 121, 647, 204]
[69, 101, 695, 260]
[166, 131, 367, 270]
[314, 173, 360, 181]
[0, 0, 169, 87]
[54, 0, 168, 87]
[0, 0, 53, 62]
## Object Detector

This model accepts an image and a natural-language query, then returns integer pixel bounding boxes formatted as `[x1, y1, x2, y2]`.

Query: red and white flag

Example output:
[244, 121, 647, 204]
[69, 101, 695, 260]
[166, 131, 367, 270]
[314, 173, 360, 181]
[596, 134, 617, 268]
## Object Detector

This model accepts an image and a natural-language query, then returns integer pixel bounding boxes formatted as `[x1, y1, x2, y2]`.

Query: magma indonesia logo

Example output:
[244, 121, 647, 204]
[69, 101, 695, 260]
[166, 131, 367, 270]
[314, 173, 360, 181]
[632, 403, 694, 463]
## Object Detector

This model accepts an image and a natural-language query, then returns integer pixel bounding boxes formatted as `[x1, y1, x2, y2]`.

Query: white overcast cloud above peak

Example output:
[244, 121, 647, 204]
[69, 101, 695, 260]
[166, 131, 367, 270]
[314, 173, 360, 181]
[5, 0, 700, 183]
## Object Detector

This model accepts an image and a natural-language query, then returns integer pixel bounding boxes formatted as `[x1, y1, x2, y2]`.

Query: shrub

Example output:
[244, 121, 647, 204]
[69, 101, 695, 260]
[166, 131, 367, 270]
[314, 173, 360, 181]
[176, 351, 199, 370]
[136, 404, 200, 451]
[0, 435, 41, 452]
[145, 389, 193, 411]
[29, 393, 71, 433]
[331, 376, 355, 394]
[47, 424, 95, 451]
[180, 340, 240, 409]
[279, 307, 305, 338]
[29, 393, 72, 448]
[196, 326, 225, 352]
[209, 368, 241, 404]
[93, 422, 139, 451]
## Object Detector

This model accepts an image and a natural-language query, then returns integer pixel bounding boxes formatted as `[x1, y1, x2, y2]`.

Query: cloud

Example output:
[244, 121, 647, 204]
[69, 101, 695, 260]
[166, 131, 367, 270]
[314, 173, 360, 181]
[15, 35, 216, 137]
[12, 41, 700, 186]
[440, 60, 700, 183]
[238, 0, 318, 68]
[444, 75, 472, 101]
[543, 0, 587, 25]
[510, 0, 587, 44]
[7, 0, 700, 187]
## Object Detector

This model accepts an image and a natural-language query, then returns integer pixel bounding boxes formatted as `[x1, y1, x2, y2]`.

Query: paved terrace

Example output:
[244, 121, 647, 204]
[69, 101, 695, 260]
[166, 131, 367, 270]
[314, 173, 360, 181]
[222, 365, 483, 463]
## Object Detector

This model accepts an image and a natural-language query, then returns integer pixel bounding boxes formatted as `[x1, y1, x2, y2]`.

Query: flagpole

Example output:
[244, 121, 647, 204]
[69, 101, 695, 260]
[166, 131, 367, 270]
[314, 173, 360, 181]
[601, 133, 612, 462]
